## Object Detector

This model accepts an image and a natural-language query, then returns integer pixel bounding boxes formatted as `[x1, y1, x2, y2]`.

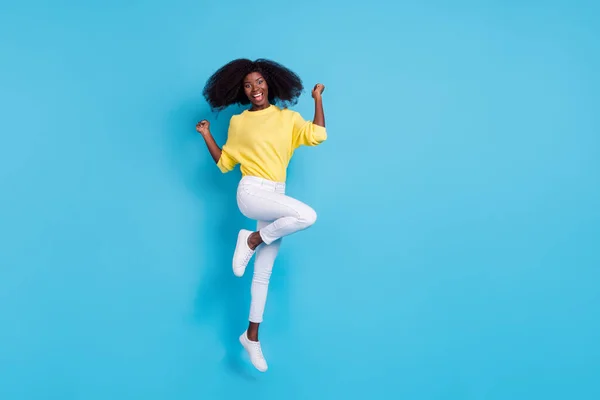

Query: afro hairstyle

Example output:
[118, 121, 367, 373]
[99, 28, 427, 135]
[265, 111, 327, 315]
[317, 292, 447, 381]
[202, 58, 304, 111]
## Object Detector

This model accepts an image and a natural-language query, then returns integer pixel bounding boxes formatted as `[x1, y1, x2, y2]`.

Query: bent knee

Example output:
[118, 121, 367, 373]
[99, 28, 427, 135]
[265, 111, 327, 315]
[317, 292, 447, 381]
[298, 206, 317, 227]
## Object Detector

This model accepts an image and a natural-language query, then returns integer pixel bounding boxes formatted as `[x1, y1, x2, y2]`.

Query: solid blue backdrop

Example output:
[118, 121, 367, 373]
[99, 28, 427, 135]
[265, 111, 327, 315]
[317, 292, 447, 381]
[1, 0, 598, 399]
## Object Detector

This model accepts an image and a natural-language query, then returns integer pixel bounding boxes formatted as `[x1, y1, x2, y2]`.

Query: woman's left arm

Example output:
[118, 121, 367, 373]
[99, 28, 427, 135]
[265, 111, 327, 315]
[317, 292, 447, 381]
[312, 83, 325, 128]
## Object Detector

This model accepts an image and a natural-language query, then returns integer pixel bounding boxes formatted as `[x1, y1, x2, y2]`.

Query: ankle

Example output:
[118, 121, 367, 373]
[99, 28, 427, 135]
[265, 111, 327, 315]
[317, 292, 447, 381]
[247, 232, 263, 250]
[247, 322, 260, 341]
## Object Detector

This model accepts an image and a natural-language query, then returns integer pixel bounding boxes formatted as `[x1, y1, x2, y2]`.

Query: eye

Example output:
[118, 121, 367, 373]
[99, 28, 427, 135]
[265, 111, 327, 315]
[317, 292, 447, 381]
[258, 79, 264, 84]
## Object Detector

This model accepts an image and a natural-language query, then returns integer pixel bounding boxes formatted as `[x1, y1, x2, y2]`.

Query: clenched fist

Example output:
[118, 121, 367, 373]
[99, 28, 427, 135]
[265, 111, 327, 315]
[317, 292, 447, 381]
[196, 120, 210, 137]
[312, 83, 325, 100]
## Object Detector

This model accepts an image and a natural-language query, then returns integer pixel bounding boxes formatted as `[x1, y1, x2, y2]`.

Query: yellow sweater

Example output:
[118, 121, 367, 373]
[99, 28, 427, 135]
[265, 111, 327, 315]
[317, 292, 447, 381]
[217, 105, 327, 182]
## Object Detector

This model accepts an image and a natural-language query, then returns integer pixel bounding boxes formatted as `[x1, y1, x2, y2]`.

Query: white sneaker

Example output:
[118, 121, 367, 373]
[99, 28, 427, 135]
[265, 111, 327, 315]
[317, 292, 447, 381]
[239, 331, 268, 372]
[232, 229, 255, 277]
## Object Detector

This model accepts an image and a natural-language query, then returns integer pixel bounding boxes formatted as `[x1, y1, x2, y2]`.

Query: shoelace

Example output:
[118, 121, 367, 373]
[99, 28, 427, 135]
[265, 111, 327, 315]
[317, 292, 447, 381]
[250, 341, 265, 360]
[242, 248, 254, 265]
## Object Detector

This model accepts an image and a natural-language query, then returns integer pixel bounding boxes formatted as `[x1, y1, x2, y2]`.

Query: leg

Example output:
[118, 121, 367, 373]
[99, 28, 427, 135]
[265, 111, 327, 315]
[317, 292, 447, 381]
[240, 220, 280, 373]
[232, 183, 317, 276]
[247, 220, 281, 341]
[238, 181, 317, 244]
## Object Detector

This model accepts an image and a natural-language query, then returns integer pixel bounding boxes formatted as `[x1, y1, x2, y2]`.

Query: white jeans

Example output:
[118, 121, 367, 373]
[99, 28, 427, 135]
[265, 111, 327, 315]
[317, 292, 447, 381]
[236, 176, 318, 323]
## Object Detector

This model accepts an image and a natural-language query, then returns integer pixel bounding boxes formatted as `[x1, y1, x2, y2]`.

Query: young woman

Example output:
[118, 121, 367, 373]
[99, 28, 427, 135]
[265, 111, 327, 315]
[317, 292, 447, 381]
[195, 58, 326, 372]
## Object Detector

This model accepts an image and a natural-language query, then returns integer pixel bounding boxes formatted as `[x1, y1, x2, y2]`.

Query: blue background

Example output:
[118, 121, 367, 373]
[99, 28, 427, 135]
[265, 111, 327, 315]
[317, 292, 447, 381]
[1, 0, 599, 398]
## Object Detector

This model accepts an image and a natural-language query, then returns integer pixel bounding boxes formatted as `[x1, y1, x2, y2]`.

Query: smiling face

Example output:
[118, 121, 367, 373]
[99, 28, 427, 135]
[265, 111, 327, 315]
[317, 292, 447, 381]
[243, 72, 269, 110]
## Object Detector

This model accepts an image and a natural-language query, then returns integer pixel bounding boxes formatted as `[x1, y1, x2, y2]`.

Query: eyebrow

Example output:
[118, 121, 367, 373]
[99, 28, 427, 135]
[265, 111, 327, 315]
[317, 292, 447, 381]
[244, 77, 264, 83]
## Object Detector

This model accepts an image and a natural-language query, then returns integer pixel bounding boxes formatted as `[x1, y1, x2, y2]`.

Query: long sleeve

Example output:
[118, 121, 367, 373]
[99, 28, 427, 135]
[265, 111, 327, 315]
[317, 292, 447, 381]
[216, 117, 239, 173]
[217, 144, 237, 173]
[291, 111, 327, 149]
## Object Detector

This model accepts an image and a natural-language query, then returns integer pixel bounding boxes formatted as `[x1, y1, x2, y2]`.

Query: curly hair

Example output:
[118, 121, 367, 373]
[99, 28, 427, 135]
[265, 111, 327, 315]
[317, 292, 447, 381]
[202, 58, 304, 111]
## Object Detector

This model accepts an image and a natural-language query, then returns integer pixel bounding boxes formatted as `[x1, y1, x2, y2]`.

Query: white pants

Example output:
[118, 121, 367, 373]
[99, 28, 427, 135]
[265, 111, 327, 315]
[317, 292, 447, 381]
[236, 176, 318, 323]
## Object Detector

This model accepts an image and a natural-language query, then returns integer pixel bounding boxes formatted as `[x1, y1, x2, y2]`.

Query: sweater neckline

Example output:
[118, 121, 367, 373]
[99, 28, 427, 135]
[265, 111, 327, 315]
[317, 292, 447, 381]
[243, 104, 278, 116]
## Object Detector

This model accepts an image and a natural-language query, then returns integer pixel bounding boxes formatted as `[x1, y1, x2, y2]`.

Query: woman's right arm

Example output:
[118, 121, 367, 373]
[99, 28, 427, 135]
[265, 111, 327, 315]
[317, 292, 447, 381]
[196, 120, 222, 163]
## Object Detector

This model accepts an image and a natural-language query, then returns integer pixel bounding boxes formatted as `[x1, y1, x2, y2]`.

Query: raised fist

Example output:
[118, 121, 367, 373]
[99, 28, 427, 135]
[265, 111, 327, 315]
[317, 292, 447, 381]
[312, 83, 325, 99]
[196, 120, 210, 136]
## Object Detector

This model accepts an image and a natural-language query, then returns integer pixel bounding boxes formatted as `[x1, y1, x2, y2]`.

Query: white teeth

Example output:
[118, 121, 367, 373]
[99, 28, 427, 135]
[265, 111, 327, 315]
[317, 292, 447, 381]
[253, 93, 262, 98]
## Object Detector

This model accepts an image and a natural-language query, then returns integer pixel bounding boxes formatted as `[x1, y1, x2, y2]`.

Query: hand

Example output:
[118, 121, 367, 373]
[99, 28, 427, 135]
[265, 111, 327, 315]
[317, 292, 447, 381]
[196, 120, 210, 137]
[312, 83, 325, 100]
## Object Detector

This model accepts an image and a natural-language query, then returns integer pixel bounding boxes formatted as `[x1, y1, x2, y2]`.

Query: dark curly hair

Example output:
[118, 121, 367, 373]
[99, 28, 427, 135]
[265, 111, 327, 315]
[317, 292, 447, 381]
[202, 58, 304, 111]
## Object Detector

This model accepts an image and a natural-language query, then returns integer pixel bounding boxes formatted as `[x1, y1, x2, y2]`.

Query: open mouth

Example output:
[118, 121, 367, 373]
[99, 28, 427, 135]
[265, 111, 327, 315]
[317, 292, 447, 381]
[252, 92, 264, 102]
